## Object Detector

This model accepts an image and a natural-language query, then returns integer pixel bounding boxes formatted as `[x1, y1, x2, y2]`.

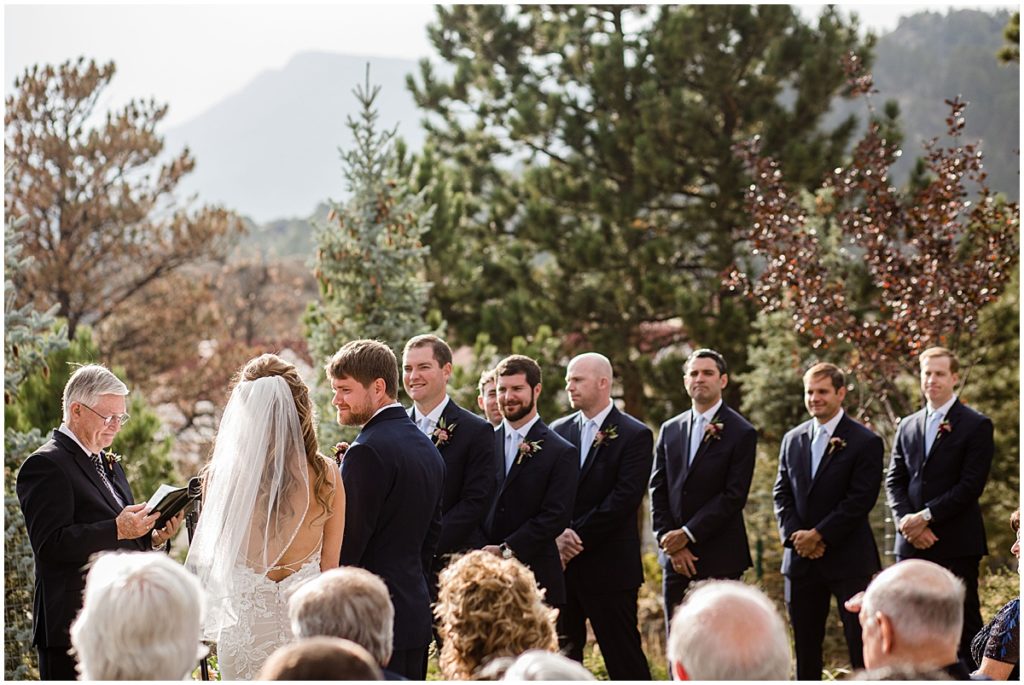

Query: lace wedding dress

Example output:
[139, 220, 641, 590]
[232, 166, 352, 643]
[216, 549, 321, 681]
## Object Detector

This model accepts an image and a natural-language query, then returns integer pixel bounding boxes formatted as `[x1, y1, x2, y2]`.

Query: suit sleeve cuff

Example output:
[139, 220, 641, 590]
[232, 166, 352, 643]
[682, 526, 696, 544]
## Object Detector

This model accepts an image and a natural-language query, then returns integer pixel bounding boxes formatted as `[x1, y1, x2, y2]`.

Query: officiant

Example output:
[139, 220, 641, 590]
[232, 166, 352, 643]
[16, 364, 183, 680]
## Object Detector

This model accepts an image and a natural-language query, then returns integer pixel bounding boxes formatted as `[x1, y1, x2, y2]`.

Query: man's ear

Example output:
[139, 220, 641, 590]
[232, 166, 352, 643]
[877, 612, 895, 654]
[533, 382, 542, 400]
[477, 395, 485, 410]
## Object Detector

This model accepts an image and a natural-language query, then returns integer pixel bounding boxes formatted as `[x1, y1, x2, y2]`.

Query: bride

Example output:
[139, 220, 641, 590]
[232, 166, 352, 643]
[185, 353, 345, 680]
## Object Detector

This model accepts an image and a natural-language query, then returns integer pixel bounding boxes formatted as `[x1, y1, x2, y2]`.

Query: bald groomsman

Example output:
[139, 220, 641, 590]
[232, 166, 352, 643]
[551, 353, 653, 680]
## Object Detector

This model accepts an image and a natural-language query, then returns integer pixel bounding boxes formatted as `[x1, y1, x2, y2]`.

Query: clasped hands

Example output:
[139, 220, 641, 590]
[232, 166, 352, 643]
[660, 529, 699, 578]
[556, 528, 583, 569]
[790, 528, 826, 559]
[116, 503, 184, 548]
[898, 512, 938, 549]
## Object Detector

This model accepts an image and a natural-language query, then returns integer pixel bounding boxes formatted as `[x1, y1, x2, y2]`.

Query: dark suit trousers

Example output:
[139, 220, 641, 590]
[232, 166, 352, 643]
[663, 569, 743, 638]
[899, 554, 982, 663]
[37, 646, 77, 681]
[558, 585, 651, 680]
[387, 647, 427, 681]
[784, 570, 869, 680]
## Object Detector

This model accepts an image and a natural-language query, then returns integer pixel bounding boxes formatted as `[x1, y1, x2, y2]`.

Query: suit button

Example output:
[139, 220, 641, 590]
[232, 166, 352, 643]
[499, 507, 505, 513]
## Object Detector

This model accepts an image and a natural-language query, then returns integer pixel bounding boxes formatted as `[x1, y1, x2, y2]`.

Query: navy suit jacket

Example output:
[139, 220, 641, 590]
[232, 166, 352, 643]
[409, 399, 495, 561]
[551, 406, 653, 592]
[774, 413, 884, 579]
[649, 403, 757, 578]
[886, 399, 993, 560]
[16, 430, 148, 647]
[483, 418, 578, 605]
[339, 406, 445, 650]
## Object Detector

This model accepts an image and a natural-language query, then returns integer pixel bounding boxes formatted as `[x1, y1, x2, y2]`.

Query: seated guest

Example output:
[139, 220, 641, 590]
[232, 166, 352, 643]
[852, 664, 953, 680]
[69, 551, 205, 680]
[257, 637, 382, 680]
[850, 559, 968, 679]
[503, 650, 596, 680]
[435, 550, 558, 680]
[971, 509, 1020, 680]
[288, 567, 397, 676]
[667, 579, 791, 680]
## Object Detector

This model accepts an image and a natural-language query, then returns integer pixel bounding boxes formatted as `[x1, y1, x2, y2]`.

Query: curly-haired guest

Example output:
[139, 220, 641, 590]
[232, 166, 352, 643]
[435, 550, 559, 680]
[971, 508, 1020, 680]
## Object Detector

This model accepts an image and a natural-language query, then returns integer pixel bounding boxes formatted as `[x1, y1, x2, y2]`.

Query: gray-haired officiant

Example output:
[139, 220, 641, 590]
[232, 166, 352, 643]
[16, 363, 183, 680]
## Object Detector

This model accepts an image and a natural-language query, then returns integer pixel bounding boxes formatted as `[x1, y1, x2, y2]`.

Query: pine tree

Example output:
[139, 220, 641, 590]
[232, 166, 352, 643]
[305, 67, 436, 441]
[409, 5, 873, 421]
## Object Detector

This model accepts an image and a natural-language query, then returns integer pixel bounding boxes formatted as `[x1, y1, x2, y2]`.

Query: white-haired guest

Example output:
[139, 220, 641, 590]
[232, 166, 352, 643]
[668, 579, 792, 680]
[503, 650, 596, 680]
[70, 552, 205, 680]
[288, 566, 396, 675]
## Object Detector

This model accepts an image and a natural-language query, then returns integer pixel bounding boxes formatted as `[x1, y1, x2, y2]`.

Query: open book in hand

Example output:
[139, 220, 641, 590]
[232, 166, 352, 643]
[146, 484, 194, 529]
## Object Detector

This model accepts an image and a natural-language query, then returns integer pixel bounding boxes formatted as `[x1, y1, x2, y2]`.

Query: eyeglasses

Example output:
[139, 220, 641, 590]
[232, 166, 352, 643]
[80, 403, 131, 427]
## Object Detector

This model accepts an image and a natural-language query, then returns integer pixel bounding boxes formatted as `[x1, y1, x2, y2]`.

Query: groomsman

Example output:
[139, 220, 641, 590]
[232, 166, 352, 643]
[481, 354, 578, 608]
[330, 339, 445, 680]
[402, 335, 495, 568]
[551, 353, 653, 680]
[886, 346, 993, 661]
[649, 348, 757, 624]
[773, 363, 883, 680]
[477, 369, 502, 427]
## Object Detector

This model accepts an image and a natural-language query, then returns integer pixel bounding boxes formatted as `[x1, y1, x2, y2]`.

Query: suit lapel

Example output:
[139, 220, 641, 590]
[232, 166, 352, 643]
[675, 411, 693, 484]
[494, 425, 507, 488]
[684, 408, 722, 482]
[501, 422, 543, 494]
[580, 408, 618, 483]
[925, 400, 958, 463]
[810, 416, 846, 489]
[57, 432, 123, 513]
[796, 421, 814, 494]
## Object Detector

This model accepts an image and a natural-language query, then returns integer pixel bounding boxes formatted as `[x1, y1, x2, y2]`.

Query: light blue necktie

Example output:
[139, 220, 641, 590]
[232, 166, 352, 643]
[580, 418, 598, 467]
[689, 414, 706, 466]
[505, 430, 521, 474]
[924, 411, 943, 456]
[810, 427, 829, 479]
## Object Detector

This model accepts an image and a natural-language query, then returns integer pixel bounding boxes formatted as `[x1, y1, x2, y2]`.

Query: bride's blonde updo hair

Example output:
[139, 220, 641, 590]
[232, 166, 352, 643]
[236, 353, 334, 524]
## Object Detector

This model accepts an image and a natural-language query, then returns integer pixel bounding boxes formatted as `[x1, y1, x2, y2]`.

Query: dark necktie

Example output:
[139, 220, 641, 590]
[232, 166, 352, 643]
[90, 453, 126, 509]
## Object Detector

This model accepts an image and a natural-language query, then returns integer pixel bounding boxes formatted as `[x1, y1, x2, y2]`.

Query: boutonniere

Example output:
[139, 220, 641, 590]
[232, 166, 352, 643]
[333, 442, 350, 466]
[431, 417, 456, 448]
[826, 437, 846, 455]
[593, 425, 618, 448]
[516, 439, 543, 465]
[937, 420, 952, 437]
[104, 451, 122, 468]
[702, 419, 724, 443]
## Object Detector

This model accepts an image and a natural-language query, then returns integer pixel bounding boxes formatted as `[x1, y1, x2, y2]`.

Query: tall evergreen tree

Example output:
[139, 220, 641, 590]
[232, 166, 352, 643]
[408, 5, 872, 420]
[305, 67, 436, 440]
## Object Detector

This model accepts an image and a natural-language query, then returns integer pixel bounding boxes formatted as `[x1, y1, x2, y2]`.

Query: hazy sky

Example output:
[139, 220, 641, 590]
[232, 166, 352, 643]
[4, 2, 1015, 128]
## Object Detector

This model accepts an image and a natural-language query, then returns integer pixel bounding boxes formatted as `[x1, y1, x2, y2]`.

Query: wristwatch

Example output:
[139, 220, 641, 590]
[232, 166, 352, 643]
[499, 542, 514, 559]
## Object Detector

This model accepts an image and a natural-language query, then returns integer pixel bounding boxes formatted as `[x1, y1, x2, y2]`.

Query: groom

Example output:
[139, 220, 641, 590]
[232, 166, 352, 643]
[328, 339, 445, 680]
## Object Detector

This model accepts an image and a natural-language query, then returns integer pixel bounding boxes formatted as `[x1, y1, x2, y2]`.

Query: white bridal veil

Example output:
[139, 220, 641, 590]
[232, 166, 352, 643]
[184, 374, 310, 641]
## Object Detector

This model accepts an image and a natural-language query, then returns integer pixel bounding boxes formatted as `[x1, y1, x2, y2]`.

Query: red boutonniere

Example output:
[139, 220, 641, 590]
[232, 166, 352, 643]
[104, 451, 122, 468]
[333, 442, 350, 465]
[703, 420, 724, 443]
[826, 437, 846, 456]
[516, 439, 543, 465]
[937, 420, 952, 437]
[432, 417, 455, 448]
[592, 425, 618, 449]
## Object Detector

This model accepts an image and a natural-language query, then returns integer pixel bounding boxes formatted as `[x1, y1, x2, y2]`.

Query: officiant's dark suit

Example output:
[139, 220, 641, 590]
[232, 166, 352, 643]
[481, 355, 578, 608]
[649, 350, 757, 624]
[886, 348, 993, 661]
[332, 339, 445, 681]
[409, 400, 495, 567]
[774, 366, 883, 680]
[551, 405, 653, 680]
[18, 428, 150, 679]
